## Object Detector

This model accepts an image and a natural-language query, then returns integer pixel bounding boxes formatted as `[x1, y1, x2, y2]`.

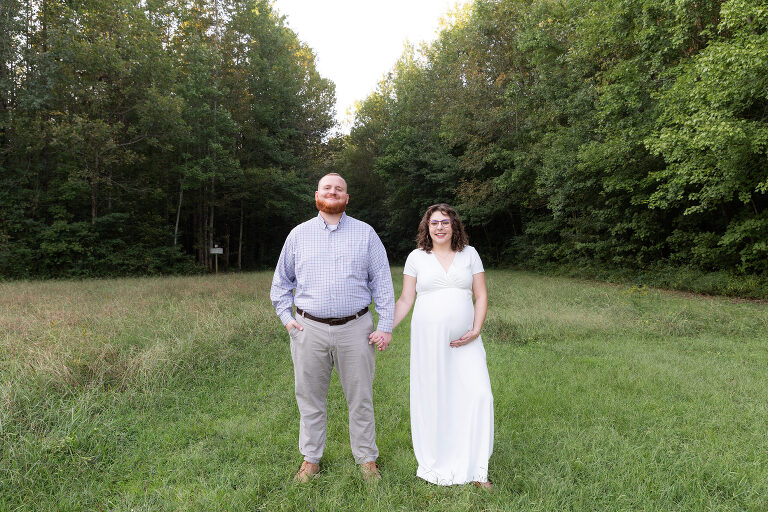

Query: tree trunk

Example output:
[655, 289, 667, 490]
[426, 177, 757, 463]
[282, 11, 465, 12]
[107, 168, 112, 212]
[91, 180, 98, 224]
[32, 154, 39, 216]
[238, 200, 243, 271]
[224, 226, 230, 270]
[196, 192, 205, 266]
[208, 177, 215, 269]
[91, 155, 99, 223]
[202, 188, 209, 269]
[174, 178, 183, 246]
[508, 209, 518, 236]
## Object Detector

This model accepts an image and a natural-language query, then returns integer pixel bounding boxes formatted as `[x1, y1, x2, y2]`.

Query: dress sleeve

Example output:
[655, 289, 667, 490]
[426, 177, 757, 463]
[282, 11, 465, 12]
[469, 246, 485, 275]
[403, 250, 418, 277]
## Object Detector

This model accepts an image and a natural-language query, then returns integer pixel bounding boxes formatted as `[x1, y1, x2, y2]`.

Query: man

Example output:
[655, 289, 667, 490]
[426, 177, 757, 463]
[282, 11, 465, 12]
[270, 173, 395, 483]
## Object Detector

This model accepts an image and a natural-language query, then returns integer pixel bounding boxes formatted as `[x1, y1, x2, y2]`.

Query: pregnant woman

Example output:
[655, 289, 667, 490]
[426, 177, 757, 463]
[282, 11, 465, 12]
[391, 203, 494, 488]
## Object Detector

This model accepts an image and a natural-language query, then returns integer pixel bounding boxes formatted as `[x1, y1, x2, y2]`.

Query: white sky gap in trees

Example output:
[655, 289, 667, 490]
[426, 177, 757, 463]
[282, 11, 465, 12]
[272, 0, 470, 134]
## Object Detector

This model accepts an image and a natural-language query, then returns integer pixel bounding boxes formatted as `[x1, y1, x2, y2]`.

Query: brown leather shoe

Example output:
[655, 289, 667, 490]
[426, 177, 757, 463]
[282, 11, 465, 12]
[294, 461, 319, 483]
[473, 481, 493, 490]
[360, 461, 381, 481]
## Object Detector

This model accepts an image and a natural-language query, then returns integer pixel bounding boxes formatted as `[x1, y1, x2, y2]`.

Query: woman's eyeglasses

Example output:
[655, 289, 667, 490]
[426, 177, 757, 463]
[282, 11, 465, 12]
[429, 220, 451, 228]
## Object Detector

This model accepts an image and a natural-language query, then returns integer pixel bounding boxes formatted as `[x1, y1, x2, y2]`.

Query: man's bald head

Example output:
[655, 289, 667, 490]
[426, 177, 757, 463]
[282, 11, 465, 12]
[318, 173, 347, 192]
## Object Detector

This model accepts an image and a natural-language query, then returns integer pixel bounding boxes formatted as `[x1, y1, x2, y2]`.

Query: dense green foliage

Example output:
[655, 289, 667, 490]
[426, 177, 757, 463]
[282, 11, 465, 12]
[2, 0, 767, 289]
[343, 0, 768, 278]
[0, 0, 333, 278]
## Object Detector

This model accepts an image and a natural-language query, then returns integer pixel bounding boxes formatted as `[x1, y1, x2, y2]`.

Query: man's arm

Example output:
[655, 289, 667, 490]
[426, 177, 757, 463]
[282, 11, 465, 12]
[367, 229, 395, 350]
[270, 232, 298, 327]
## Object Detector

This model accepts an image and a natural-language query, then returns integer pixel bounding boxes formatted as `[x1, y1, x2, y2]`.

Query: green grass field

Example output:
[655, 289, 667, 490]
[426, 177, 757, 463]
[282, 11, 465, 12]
[2, 270, 767, 511]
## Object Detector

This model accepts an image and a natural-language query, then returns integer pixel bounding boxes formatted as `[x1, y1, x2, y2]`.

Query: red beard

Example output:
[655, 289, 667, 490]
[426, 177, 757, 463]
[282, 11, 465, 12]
[316, 197, 347, 214]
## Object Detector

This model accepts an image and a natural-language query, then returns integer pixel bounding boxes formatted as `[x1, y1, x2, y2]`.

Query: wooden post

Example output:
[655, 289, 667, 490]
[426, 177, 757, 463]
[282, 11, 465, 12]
[210, 245, 223, 274]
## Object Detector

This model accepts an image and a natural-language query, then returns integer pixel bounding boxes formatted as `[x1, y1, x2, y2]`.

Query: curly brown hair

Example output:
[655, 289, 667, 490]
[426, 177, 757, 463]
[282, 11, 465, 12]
[416, 203, 469, 253]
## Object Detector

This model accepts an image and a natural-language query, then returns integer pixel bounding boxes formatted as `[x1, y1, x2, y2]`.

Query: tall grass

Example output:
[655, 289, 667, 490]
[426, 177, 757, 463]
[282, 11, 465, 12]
[1, 270, 767, 510]
[1, 274, 278, 391]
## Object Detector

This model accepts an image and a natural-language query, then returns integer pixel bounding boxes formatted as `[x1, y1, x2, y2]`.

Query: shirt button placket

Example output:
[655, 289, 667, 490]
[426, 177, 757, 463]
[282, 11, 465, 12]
[329, 221, 337, 347]
[326, 228, 333, 317]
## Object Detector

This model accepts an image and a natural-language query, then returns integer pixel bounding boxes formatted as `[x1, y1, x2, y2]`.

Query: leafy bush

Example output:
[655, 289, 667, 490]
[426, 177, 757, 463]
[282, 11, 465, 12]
[1, 214, 202, 279]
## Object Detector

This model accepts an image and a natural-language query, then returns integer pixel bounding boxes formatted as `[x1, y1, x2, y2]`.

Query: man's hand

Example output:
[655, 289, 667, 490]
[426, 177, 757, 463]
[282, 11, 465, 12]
[368, 331, 392, 351]
[285, 319, 303, 333]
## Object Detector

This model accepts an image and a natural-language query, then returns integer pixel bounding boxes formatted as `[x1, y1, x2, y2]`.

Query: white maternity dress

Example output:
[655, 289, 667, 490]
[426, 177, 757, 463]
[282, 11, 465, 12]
[403, 246, 494, 485]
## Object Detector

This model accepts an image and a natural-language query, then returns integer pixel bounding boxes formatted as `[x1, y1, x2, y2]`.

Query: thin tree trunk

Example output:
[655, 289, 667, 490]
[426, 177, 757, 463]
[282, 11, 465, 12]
[107, 168, 112, 212]
[32, 154, 39, 216]
[202, 188, 209, 268]
[197, 192, 205, 266]
[174, 178, 183, 246]
[91, 154, 100, 223]
[224, 226, 229, 270]
[508, 209, 518, 236]
[91, 180, 98, 224]
[209, 177, 215, 269]
[41, 0, 48, 54]
[238, 200, 243, 271]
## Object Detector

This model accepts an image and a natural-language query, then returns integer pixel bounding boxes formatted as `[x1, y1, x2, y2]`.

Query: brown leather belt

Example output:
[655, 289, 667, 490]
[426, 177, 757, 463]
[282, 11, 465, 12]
[296, 307, 369, 326]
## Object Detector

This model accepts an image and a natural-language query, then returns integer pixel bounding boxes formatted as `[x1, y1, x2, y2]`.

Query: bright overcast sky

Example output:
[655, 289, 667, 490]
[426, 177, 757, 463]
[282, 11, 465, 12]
[271, 0, 470, 134]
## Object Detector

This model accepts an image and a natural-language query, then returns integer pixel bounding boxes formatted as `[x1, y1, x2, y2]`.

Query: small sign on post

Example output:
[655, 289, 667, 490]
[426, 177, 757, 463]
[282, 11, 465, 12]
[210, 245, 223, 274]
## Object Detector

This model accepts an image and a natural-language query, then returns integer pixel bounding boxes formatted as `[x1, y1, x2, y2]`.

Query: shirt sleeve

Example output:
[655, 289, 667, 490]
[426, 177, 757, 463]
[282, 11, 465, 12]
[367, 228, 395, 333]
[403, 250, 418, 277]
[469, 246, 485, 275]
[270, 231, 297, 326]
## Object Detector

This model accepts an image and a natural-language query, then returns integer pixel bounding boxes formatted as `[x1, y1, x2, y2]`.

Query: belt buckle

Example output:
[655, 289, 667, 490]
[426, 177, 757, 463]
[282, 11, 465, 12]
[332, 313, 357, 326]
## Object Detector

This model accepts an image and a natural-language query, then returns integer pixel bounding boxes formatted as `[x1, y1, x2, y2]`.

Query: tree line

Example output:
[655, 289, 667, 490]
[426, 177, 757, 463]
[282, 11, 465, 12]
[340, 0, 768, 280]
[1, 0, 767, 286]
[1, 0, 333, 277]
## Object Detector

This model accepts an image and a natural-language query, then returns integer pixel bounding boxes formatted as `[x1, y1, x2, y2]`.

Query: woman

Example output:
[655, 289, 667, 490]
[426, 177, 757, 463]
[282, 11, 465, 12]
[392, 203, 494, 488]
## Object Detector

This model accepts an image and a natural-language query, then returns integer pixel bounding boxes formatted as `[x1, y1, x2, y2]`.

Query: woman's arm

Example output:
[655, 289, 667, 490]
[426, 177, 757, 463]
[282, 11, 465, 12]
[450, 272, 487, 347]
[471, 271, 488, 333]
[370, 275, 416, 350]
[393, 275, 417, 329]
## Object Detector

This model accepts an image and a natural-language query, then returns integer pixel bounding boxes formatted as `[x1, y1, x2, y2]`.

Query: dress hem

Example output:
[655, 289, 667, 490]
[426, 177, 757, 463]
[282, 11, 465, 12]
[416, 465, 488, 486]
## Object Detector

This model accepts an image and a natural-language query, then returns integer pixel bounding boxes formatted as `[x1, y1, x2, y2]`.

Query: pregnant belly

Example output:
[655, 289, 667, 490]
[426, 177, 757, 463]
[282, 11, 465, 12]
[413, 289, 474, 341]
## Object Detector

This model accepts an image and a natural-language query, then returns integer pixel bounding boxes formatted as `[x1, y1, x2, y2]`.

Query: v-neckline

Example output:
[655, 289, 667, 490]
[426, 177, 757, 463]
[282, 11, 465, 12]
[432, 250, 456, 274]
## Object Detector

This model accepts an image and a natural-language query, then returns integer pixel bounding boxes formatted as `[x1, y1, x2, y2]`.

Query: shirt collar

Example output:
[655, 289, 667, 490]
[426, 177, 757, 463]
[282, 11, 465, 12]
[316, 211, 347, 230]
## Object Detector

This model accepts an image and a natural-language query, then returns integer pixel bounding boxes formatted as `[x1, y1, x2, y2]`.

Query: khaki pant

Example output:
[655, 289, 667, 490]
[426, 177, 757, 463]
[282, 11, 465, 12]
[289, 311, 378, 464]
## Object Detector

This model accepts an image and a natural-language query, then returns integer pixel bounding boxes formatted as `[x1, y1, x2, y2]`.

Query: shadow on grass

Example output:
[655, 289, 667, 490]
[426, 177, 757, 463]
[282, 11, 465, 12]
[483, 318, 542, 346]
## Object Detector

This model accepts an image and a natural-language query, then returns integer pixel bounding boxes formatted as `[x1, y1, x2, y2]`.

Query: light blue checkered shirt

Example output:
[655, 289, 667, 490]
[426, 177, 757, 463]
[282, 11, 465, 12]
[270, 212, 395, 332]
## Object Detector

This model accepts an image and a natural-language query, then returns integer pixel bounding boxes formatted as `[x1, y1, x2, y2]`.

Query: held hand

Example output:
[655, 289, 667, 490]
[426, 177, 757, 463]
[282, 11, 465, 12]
[368, 331, 392, 351]
[450, 329, 480, 348]
[285, 319, 303, 333]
